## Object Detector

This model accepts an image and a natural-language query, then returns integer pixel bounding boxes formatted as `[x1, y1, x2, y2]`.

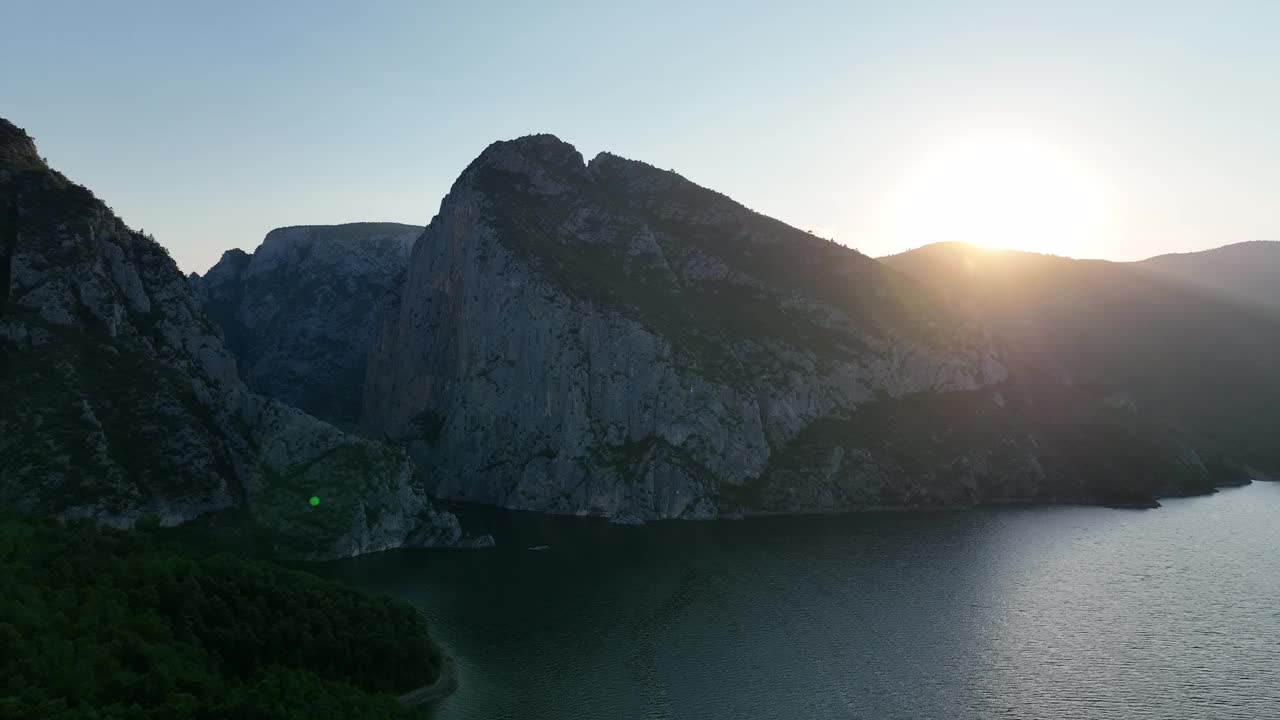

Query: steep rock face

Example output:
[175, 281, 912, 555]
[0, 118, 462, 559]
[191, 223, 418, 429]
[362, 136, 1150, 521]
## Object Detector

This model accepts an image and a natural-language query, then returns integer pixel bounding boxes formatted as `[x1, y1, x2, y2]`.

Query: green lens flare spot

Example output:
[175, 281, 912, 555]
[309, 496, 320, 507]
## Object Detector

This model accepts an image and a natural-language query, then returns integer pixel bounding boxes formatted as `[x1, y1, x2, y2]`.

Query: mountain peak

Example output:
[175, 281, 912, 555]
[0, 118, 47, 175]
[1144, 239, 1280, 261]
[261, 222, 423, 247]
[206, 247, 253, 277]
[494, 132, 575, 151]
[219, 246, 252, 264]
[473, 133, 585, 173]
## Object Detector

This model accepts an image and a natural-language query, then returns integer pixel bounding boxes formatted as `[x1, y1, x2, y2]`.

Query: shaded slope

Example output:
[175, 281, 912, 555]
[1138, 241, 1280, 311]
[192, 223, 419, 428]
[884, 242, 1280, 472]
[0, 514, 444, 719]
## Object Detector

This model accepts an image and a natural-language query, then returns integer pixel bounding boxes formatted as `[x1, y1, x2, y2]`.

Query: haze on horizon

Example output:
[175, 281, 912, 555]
[3, 0, 1277, 274]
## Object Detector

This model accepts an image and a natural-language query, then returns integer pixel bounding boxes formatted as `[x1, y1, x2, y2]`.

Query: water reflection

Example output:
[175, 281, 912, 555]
[323, 483, 1280, 720]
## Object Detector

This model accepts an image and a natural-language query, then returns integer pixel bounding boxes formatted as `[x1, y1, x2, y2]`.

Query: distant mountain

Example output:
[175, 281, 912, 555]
[1138, 241, 1280, 311]
[358, 135, 1230, 519]
[191, 223, 419, 429]
[0, 117, 465, 558]
[883, 242, 1280, 474]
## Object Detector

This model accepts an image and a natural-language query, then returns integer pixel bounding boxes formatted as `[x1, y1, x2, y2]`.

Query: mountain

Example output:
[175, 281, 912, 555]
[191, 223, 419, 429]
[883, 242, 1280, 475]
[359, 135, 1225, 520]
[1138, 241, 1280, 311]
[0, 117, 465, 558]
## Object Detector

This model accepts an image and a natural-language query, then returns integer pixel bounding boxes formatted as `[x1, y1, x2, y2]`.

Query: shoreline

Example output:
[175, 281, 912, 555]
[440, 478, 1257, 528]
[398, 655, 459, 707]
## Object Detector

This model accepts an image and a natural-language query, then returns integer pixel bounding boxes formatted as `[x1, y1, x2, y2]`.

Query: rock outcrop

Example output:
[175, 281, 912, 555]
[361, 135, 1220, 520]
[191, 223, 419, 428]
[0, 117, 464, 559]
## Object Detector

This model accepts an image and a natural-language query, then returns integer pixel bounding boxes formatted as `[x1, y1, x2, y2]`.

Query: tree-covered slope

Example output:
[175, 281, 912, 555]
[0, 514, 441, 719]
[1138, 240, 1280, 311]
[883, 242, 1280, 473]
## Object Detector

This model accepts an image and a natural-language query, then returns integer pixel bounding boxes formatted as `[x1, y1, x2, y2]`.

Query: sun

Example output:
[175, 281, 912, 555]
[885, 135, 1107, 257]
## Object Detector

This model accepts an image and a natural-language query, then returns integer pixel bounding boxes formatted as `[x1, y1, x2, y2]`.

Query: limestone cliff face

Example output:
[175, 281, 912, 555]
[191, 223, 419, 429]
[362, 135, 1068, 521]
[0, 118, 461, 559]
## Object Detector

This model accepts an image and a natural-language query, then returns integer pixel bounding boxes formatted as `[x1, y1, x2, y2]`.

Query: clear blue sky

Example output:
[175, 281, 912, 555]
[4, 0, 1277, 273]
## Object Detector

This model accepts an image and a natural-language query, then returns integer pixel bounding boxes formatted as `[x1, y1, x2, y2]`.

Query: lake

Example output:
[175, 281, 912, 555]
[324, 482, 1280, 719]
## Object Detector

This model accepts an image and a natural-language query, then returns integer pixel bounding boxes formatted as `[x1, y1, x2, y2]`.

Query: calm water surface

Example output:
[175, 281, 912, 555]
[325, 483, 1280, 719]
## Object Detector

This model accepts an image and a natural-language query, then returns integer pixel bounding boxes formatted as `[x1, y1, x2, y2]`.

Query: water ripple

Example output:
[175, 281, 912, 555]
[325, 483, 1280, 720]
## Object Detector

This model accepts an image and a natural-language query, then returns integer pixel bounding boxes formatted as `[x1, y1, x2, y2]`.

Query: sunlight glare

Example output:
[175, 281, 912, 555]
[886, 135, 1107, 257]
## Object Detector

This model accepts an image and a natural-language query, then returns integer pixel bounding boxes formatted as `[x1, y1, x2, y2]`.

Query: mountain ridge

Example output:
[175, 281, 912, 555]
[883, 241, 1280, 475]
[9, 116, 1259, 534]
[359, 134, 1226, 520]
[1137, 240, 1280, 311]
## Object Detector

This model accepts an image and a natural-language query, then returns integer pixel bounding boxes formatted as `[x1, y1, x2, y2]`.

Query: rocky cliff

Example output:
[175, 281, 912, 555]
[191, 223, 419, 428]
[0, 118, 464, 559]
[361, 135, 1218, 520]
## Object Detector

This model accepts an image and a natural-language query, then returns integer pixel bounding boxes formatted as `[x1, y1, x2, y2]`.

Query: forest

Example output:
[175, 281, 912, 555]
[0, 514, 441, 719]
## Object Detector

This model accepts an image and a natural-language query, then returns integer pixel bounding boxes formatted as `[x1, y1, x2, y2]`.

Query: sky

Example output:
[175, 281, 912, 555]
[3, 0, 1278, 274]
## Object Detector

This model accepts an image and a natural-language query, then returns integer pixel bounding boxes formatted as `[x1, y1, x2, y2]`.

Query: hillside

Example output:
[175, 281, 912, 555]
[883, 242, 1280, 473]
[0, 514, 443, 719]
[1138, 241, 1280, 311]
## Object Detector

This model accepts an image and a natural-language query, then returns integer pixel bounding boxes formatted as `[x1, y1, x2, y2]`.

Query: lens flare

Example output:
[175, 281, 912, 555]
[886, 135, 1108, 257]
